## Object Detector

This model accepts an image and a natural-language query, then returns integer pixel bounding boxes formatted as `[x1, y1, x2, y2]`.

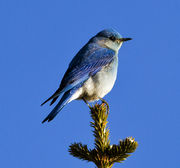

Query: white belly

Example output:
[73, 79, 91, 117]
[71, 56, 118, 102]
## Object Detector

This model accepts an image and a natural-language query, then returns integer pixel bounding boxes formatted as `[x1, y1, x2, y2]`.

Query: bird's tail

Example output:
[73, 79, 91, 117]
[42, 85, 80, 123]
[41, 89, 61, 106]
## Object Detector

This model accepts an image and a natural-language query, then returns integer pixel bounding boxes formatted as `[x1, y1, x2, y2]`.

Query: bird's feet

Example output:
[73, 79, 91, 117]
[99, 98, 109, 114]
[82, 98, 91, 109]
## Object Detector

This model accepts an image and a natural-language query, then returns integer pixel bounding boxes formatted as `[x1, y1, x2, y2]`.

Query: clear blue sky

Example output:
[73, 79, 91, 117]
[0, 0, 179, 167]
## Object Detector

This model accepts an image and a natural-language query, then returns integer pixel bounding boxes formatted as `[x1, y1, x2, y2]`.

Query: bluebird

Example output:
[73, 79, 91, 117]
[41, 28, 132, 123]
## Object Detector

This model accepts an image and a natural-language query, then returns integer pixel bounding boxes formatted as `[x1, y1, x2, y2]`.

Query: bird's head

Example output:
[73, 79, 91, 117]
[92, 28, 132, 52]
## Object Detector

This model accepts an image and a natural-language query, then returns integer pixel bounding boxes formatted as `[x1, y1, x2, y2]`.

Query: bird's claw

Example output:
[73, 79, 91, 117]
[99, 98, 109, 114]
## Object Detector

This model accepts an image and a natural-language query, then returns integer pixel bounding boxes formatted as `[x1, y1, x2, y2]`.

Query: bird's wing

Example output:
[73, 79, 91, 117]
[41, 46, 115, 106]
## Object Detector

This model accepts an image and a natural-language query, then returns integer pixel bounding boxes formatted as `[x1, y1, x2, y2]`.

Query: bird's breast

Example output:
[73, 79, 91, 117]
[81, 55, 118, 101]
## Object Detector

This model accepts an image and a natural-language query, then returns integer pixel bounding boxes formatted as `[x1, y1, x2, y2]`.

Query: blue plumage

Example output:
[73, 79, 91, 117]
[41, 28, 132, 123]
[42, 83, 82, 123]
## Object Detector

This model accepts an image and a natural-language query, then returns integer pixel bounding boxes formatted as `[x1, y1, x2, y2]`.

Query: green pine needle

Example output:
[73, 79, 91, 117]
[69, 102, 138, 168]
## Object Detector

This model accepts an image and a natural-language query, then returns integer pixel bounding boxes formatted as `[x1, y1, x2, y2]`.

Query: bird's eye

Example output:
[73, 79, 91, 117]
[109, 36, 116, 41]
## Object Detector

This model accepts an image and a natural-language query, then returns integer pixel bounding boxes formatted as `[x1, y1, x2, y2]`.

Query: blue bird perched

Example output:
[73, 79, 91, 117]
[41, 28, 132, 123]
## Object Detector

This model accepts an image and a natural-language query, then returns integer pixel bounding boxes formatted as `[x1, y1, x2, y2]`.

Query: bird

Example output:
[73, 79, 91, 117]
[41, 28, 132, 123]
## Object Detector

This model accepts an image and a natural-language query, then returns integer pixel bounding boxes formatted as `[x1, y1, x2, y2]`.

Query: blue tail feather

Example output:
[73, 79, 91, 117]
[42, 84, 81, 123]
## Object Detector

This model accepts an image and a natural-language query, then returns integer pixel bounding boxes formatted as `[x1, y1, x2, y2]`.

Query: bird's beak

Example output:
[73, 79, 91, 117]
[119, 38, 132, 42]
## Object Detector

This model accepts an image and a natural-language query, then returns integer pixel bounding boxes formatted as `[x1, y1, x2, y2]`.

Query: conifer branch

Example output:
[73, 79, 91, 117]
[69, 143, 94, 162]
[90, 103, 110, 152]
[69, 102, 138, 167]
